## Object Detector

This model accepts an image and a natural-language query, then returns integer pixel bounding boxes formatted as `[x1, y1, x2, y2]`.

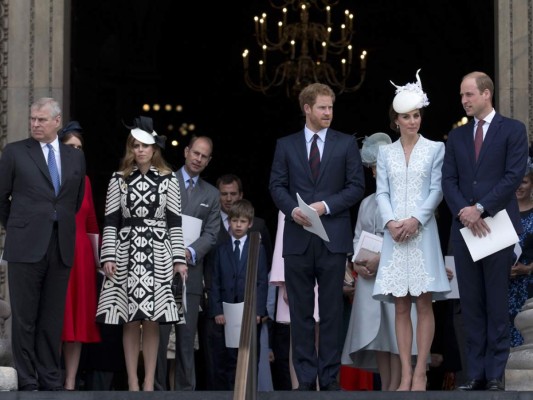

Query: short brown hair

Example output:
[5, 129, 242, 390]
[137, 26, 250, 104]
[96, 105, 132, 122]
[463, 71, 494, 100]
[298, 83, 335, 113]
[228, 198, 254, 221]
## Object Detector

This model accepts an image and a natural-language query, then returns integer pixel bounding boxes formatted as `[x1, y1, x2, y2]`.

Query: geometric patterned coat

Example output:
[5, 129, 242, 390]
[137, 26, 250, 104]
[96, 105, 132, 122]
[96, 166, 186, 325]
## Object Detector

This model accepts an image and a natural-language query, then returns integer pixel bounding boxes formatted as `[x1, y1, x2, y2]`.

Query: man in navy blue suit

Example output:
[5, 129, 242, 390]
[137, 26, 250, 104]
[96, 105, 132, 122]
[442, 71, 529, 391]
[269, 83, 365, 390]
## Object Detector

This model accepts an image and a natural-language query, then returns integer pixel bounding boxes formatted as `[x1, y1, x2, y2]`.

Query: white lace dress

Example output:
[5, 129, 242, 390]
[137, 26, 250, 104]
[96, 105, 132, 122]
[372, 135, 450, 302]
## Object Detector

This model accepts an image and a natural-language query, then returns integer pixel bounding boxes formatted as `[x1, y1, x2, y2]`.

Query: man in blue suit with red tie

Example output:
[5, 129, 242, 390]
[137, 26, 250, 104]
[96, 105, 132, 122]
[442, 71, 529, 391]
[269, 83, 365, 391]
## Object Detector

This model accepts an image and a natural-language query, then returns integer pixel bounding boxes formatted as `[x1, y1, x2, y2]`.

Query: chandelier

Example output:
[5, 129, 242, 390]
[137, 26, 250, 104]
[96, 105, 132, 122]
[242, 0, 367, 97]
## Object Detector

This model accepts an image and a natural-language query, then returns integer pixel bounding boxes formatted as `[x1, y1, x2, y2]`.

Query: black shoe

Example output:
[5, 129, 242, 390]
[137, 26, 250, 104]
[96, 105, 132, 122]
[320, 381, 340, 391]
[456, 379, 486, 391]
[19, 384, 38, 391]
[486, 379, 504, 391]
[295, 382, 317, 391]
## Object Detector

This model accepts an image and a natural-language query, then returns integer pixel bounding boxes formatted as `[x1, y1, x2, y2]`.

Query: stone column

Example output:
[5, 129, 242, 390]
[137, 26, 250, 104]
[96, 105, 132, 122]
[495, 0, 533, 144]
[497, 0, 533, 390]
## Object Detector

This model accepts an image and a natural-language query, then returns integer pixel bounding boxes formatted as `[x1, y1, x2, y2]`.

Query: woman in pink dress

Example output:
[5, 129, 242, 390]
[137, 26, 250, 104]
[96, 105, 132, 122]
[60, 121, 101, 390]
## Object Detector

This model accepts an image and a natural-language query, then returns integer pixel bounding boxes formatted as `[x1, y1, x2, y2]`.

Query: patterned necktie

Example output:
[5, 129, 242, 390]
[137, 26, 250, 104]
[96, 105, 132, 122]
[234, 239, 241, 263]
[309, 134, 320, 181]
[47, 143, 60, 195]
[474, 120, 485, 161]
[187, 178, 194, 197]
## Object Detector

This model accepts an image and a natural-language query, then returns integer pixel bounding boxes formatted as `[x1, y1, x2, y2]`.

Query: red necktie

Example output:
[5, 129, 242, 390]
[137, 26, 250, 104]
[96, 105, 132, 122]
[474, 120, 484, 161]
[309, 134, 320, 181]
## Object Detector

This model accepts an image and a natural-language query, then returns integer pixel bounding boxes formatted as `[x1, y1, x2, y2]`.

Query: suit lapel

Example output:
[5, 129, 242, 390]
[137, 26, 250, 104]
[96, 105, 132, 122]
[319, 129, 337, 182]
[59, 142, 73, 191]
[297, 129, 338, 185]
[294, 131, 314, 183]
[27, 139, 54, 190]
[460, 121, 477, 168]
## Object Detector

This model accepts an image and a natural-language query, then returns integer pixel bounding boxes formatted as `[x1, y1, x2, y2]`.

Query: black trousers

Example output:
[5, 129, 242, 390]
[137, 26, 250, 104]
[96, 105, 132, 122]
[209, 319, 262, 390]
[9, 227, 70, 390]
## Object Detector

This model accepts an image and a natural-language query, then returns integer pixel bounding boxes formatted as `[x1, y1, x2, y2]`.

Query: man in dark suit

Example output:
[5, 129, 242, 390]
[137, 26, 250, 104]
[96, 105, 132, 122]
[442, 71, 529, 392]
[200, 173, 273, 389]
[156, 135, 220, 390]
[0, 97, 85, 391]
[269, 83, 365, 391]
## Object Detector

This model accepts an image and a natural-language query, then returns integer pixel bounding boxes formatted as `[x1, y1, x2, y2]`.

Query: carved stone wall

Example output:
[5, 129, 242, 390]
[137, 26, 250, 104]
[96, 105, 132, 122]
[495, 0, 533, 144]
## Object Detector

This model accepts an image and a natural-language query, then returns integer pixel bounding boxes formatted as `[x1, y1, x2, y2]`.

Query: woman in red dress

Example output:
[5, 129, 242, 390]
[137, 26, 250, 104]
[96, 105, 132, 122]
[60, 121, 101, 390]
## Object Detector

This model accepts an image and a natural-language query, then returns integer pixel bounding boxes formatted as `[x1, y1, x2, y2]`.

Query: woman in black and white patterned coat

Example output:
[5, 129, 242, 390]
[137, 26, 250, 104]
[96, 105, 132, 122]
[96, 116, 187, 391]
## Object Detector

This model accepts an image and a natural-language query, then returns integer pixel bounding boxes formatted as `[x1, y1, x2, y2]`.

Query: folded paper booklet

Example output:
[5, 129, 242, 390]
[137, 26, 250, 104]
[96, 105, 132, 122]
[459, 209, 519, 262]
[352, 230, 383, 263]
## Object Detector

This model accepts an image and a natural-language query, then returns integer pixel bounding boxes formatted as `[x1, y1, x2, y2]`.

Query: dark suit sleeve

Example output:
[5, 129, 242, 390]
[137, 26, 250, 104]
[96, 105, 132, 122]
[0, 144, 14, 227]
[480, 120, 528, 215]
[441, 131, 465, 217]
[269, 137, 298, 217]
[189, 186, 220, 263]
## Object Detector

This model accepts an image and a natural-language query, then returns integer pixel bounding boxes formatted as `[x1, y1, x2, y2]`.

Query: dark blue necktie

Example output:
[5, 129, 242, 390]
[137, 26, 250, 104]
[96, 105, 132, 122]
[234, 239, 241, 264]
[309, 134, 320, 181]
[47, 143, 60, 195]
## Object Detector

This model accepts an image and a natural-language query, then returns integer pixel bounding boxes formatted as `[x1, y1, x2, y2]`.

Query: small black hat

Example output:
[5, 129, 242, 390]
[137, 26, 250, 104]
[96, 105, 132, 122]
[58, 120, 83, 139]
[123, 116, 166, 149]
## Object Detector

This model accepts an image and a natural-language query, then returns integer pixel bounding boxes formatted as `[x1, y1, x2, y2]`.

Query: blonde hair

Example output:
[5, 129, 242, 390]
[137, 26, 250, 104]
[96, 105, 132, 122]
[119, 134, 172, 179]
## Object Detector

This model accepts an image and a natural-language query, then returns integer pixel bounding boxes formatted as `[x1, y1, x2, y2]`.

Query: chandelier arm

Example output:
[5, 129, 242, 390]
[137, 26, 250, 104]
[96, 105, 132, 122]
[243, 0, 365, 97]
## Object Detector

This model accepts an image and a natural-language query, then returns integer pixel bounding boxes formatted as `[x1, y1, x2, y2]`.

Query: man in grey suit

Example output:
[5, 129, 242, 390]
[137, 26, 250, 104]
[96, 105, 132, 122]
[0, 97, 85, 391]
[156, 135, 220, 390]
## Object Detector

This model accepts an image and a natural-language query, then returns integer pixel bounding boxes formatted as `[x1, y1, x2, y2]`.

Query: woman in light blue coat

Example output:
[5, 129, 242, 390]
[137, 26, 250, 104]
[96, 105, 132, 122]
[372, 70, 450, 391]
[342, 132, 419, 391]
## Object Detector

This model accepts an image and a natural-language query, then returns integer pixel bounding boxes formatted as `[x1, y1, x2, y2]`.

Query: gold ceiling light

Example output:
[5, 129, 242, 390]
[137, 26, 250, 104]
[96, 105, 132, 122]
[242, 0, 367, 97]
